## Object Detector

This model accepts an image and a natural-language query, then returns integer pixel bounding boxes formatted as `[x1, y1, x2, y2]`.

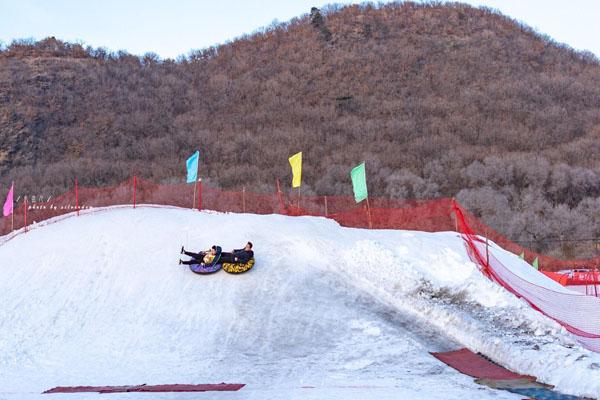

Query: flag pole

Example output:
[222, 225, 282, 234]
[193, 179, 197, 210]
[198, 178, 202, 211]
[242, 186, 246, 213]
[192, 157, 199, 210]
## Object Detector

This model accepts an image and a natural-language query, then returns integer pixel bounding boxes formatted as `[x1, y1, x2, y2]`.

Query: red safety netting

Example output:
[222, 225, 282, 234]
[2, 177, 600, 273]
[453, 203, 600, 272]
[453, 201, 600, 352]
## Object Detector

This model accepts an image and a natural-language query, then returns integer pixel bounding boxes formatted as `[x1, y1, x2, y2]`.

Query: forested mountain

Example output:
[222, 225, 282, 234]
[3, 2, 600, 258]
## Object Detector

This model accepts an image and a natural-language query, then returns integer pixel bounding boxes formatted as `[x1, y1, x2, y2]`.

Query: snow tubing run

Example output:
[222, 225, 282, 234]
[222, 258, 255, 274]
[189, 263, 222, 274]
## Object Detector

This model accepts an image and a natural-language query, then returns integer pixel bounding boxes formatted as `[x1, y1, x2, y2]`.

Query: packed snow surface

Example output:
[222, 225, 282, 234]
[1, 206, 600, 399]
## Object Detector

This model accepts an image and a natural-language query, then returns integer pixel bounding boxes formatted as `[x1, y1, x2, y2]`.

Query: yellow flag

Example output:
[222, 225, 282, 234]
[288, 152, 302, 188]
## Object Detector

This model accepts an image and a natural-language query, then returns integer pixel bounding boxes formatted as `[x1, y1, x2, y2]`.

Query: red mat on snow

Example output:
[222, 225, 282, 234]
[43, 383, 245, 394]
[430, 348, 534, 381]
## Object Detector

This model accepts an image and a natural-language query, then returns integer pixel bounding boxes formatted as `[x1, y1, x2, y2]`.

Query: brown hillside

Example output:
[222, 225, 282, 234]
[2, 2, 600, 258]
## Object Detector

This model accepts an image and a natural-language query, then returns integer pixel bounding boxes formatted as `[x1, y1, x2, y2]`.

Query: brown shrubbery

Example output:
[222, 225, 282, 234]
[2, 2, 600, 257]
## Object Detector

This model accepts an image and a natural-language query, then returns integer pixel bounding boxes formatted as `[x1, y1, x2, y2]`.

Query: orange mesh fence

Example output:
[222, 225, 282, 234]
[1, 177, 598, 272]
[455, 203, 600, 272]
[281, 193, 456, 231]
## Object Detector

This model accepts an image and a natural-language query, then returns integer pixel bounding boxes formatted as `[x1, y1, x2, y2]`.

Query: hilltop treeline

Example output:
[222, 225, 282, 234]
[3, 2, 600, 258]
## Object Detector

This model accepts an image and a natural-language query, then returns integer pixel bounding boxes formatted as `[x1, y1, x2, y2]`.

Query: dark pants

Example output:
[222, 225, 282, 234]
[219, 252, 237, 263]
[182, 250, 205, 265]
[184, 250, 205, 258]
[219, 252, 251, 264]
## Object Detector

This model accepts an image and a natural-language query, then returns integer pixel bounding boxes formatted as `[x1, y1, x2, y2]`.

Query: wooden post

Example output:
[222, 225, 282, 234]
[586, 267, 598, 297]
[133, 175, 137, 209]
[197, 179, 202, 211]
[485, 234, 490, 268]
[452, 197, 458, 232]
[10, 181, 14, 232]
[276, 179, 284, 214]
[366, 197, 373, 229]
[324, 195, 328, 217]
[75, 178, 79, 216]
[242, 186, 246, 213]
[24, 197, 27, 233]
[274, 180, 278, 213]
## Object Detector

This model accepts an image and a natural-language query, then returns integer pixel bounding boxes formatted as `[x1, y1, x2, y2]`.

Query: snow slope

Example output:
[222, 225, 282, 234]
[1, 206, 599, 399]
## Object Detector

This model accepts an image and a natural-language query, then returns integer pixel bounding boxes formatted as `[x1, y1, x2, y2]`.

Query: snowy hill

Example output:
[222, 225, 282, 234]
[1, 206, 600, 399]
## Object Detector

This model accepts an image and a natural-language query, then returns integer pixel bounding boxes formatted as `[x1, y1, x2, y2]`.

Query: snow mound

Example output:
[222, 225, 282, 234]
[1, 207, 599, 399]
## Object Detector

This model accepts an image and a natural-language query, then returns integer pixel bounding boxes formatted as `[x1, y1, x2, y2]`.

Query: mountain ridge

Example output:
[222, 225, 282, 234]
[2, 2, 600, 258]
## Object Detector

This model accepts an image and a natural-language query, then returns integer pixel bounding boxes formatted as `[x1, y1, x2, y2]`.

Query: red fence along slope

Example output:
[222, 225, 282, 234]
[2, 177, 600, 272]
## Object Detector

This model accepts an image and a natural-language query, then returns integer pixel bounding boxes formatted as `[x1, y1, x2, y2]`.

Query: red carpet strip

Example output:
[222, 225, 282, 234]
[43, 383, 245, 394]
[430, 348, 534, 381]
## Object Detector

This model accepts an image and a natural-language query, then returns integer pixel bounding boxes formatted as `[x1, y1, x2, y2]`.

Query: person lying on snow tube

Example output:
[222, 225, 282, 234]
[221, 242, 255, 274]
[219, 242, 254, 264]
[179, 245, 219, 265]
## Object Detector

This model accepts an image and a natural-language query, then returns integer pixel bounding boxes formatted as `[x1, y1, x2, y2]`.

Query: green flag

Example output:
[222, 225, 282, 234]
[532, 257, 539, 270]
[351, 163, 368, 203]
[519, 252, 525, 260]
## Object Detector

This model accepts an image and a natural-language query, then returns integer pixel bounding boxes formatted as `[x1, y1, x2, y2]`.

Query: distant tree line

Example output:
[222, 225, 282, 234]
[2, 2, 600, 258]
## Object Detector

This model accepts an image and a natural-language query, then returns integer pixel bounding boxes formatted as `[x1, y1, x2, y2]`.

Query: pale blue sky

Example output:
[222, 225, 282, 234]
[1, 0, 598, 59]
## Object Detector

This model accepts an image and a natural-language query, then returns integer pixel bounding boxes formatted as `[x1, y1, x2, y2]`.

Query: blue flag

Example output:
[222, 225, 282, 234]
[186, 151, 199, 183]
